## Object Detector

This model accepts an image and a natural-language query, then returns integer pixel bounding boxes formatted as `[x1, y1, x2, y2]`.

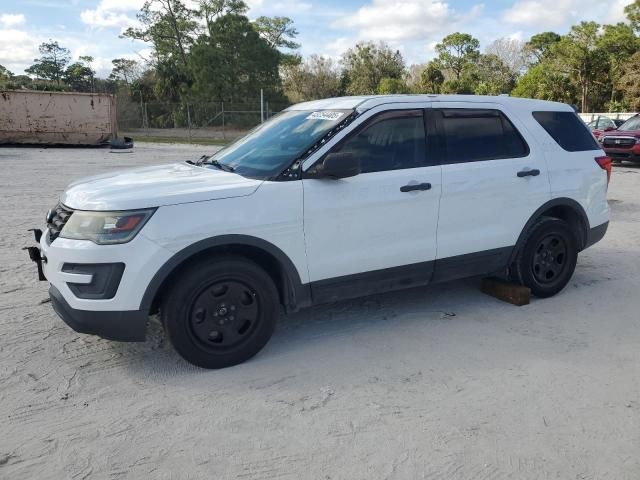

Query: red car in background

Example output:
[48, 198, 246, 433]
[587, 116, 626, 140]
[600, 114, 640, 164]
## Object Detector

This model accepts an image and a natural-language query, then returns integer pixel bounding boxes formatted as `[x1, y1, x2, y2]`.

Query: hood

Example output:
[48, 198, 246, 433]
[61, 162, 262, 210]
[604, 130, 640, 138]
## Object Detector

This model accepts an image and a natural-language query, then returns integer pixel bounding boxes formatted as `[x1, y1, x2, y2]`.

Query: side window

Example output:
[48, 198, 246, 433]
[436, 109, 529, 164]
[532, 111, 600, 152]
[328, 110, 427, 174]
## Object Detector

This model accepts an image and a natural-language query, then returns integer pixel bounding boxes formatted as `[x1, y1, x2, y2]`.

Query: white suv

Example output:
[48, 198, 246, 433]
[27, 95, 611, 368]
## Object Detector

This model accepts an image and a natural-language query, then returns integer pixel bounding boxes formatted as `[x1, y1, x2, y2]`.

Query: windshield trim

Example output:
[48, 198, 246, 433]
[196, 108, 357, 181]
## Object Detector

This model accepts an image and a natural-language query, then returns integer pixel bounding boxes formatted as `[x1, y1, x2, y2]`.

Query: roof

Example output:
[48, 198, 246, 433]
[287, 94, 573, 113]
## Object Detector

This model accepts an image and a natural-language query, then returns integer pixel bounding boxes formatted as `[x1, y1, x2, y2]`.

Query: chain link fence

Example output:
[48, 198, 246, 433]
[117, 99, 289, 143]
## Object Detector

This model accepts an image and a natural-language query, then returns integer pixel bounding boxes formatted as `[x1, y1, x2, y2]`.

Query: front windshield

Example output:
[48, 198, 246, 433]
[619, 115, 640, 131]
[204, 109, 353, 179]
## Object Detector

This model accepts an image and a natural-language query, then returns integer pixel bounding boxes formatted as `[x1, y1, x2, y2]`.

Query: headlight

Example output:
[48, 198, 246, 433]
[60, 209, 155, 245]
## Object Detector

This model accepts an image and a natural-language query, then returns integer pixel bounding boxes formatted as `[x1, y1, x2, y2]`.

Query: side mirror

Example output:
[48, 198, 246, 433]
[316, 152, 361, 179]
[604, 126, 616, 131]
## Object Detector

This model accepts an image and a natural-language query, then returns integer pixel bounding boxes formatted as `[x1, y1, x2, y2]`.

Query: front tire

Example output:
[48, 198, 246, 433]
[161, 256, 278, 369]
[510, 217, 578, 298]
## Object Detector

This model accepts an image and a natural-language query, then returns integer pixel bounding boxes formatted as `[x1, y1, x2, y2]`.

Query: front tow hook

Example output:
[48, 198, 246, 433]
[24, 228, 46, 281]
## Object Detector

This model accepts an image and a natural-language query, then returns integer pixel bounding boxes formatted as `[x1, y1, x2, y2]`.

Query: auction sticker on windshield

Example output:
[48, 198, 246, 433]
[306, 111, 345, 121]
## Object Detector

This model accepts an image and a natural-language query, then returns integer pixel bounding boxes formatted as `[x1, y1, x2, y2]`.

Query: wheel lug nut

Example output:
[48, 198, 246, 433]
[229, 316, 234, 321]
[230, 305, 236, 311]
[209, 331, 219, 340]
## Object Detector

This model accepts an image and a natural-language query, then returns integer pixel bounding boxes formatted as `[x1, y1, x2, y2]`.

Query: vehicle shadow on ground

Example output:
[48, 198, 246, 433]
[111, 244, 626, 380]
[111, 275, 505, 378]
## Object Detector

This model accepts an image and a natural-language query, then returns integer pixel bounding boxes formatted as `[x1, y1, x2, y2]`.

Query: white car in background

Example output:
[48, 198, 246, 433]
[26, 95, 611, 368]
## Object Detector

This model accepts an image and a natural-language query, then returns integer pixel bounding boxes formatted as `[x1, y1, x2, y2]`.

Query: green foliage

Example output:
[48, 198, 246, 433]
[189, 14, 281, 102]
[512, 63, 576, 103]
[25, 40, 71, 85]
[282, 55, 342, 102]
[625, 0, 640, 32]
[376, 77, 409, 94]
[419, 62, 444, 93]
[617, 51, 640, 110]
[471, 54, 516, 95]
[434, 32, 480, 79]
[341, 42, 405, 95]
[524, 32, 561, 63]
[254, 16, 299, 50]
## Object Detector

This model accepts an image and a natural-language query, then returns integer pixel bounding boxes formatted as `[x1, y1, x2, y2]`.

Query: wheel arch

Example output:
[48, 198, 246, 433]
[510, 198, 590, 264]
[140, 235, 311, 314]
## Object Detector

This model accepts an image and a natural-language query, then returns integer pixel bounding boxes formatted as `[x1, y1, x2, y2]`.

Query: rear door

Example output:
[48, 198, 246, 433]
[431, 102, 551, 281]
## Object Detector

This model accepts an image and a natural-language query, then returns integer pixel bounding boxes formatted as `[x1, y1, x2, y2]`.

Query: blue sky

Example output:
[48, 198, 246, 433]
[0, 0, 633, 77]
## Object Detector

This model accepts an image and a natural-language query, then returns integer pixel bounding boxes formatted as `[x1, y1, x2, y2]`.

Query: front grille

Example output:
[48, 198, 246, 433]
[47, 203, 74, 242]
[602, 137, 636, 149]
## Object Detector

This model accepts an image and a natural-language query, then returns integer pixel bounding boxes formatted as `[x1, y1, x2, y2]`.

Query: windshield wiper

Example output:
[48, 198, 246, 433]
[207, 159, 235, 172]
[195, 155, 235, 172]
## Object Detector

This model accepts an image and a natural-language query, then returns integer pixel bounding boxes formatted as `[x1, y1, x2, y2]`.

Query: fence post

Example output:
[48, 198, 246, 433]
[221, 102, 225, 140]
[187, 103, 192, 144]
[260, 89, 264, 123]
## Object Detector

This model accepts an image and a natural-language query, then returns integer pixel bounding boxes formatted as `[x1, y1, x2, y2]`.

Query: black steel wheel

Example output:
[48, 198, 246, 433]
[188, 280, 260, 350]
[511, 217, 578, 298]
[531, 233, 569, 285]
[162, 256, 278, 369]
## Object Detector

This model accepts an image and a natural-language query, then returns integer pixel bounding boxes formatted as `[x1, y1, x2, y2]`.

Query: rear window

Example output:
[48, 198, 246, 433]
[532, 111, 600, 152]
[437, 109, 529, 163]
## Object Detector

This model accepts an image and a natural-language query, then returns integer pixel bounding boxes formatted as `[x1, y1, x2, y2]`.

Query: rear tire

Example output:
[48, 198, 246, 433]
[510, 217, 578, 298]
[161, 256, 278, 369]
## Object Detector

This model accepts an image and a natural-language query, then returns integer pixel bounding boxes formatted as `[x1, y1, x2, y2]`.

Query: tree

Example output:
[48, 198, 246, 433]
[376, 77, 408, 94]
[109, 58, 142, 85]
[625, 0, 640, 32]
[512, 63, 576, 103]
[472, 54, 516, 95]
[25, 40, 71, 85]
[197, 0, 247, 36]
[0, 64, 12, 87]
[254, 16, 299, 50]
[419, 61, 444, 93]
[188, 13, 281, 102]
[64, 58, 95, 92]
[282, 55, 342, 102]
[341, 41, 405, 95]
[434, 32, 480, 80]
[618, 51, 640, 109]
[524, 32, 561, 63]
[597, 23, 640, 105]
[123, 0, 197, 100]
[552, 22, 609, 112]
[485, 37, 527, 74]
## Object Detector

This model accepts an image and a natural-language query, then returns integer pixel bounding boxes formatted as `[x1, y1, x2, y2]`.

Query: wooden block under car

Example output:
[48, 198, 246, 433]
[481, 277, 531, 306]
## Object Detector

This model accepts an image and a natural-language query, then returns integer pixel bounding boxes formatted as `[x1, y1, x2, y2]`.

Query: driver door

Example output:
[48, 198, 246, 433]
[301, 106, 442, 303]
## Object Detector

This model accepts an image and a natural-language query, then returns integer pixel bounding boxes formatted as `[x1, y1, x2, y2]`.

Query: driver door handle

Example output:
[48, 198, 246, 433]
[517, 169, 540, 178]
[400, 182, 431, 192]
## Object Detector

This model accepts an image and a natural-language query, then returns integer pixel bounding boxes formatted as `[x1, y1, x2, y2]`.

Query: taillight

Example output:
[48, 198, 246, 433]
[595, 155, 612, 184]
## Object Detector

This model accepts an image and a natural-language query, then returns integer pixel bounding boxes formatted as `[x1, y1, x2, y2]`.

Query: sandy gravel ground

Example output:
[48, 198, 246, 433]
[1, 143, 639, 479]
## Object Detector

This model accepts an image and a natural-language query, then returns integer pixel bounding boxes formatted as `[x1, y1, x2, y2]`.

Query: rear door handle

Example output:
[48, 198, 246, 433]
[400, 182, 431, 192]
[517, 169, 540, 178]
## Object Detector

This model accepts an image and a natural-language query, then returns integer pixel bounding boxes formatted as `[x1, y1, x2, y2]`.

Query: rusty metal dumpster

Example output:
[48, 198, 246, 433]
[0, 90, 117, 145]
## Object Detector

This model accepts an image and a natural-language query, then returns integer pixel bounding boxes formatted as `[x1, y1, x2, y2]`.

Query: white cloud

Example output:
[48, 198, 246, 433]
[502, 0, 634, 27]
[0, 13, 26, 27]
[334, 0, 468, 42]
[247, 0, 313, 15]
[0, 28, 40, 73]
[80, 0, 144, 29]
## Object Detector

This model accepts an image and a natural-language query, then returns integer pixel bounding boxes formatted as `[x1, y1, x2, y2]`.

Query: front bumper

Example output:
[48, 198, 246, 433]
[49, 285, 147, 341]
[25, 226, 174, 342]
[604, 147, 640, 162]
